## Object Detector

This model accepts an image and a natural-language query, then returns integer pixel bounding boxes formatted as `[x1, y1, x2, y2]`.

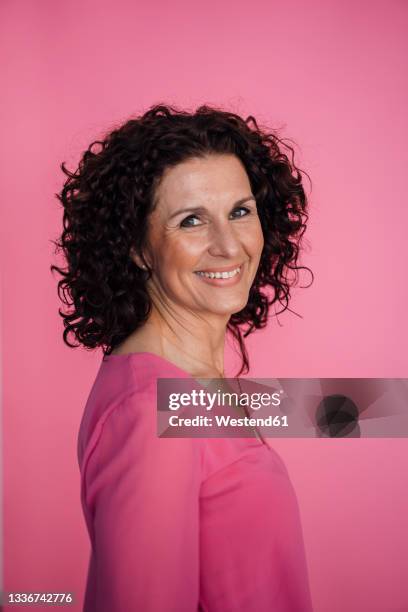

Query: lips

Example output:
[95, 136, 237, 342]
[193, 263, 244, 286]
[195, 263, 243, 274]
[195, 265, 241, 279]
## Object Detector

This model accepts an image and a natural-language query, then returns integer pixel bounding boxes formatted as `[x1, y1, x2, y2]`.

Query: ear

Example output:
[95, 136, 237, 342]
[130, 246, 150, 270]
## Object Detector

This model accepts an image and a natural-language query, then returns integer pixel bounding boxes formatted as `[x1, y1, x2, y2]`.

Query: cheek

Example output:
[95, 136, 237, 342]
[155, 233, 204, 272]
[176, 237, 205, 260]
[245, 220, 265, 257]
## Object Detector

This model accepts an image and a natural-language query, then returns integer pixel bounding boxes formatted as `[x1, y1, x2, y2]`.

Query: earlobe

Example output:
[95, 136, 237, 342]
[129, 247, 141, 267]
[130, 246, 149, 271]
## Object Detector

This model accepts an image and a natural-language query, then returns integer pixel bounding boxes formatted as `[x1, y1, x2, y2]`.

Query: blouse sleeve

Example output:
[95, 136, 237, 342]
[81, 389, 201, 612]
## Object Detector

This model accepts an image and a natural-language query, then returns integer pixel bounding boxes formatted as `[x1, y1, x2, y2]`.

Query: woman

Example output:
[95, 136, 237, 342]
[51, 103, 314, 611]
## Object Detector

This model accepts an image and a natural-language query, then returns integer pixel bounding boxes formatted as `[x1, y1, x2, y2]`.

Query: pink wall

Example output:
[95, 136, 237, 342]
[1, 0, 407, 610]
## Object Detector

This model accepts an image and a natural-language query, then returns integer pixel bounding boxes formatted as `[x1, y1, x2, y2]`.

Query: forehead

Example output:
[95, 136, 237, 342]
[153, 154, 251, 209]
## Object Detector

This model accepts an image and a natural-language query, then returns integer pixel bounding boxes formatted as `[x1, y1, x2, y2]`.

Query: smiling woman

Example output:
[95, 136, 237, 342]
[129, 154, 265, 333]
[51, 103, 314, 611]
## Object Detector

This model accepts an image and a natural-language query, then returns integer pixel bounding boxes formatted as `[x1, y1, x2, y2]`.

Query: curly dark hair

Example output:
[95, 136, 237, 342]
[50, 103, 313, 376]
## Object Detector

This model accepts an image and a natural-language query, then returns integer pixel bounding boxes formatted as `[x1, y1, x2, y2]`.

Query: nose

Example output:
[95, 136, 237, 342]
[207, 218, 241, 259]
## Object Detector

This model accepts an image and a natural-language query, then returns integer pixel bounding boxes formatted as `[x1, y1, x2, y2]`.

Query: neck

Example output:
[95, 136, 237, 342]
[147, 305, 228, 377]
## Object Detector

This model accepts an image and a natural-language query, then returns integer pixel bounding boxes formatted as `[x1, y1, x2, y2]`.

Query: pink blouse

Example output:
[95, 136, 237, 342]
[77, 352, 313, 611]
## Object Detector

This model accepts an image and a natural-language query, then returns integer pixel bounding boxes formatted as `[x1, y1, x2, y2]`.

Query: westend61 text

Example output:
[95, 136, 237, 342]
[168, 415, 288, 427]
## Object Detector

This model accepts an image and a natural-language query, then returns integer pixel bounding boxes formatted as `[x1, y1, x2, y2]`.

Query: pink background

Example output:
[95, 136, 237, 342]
[1, 0, 407, 610]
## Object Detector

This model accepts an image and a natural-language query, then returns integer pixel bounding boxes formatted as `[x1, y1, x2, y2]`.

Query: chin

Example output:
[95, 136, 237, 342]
[208, 298, 248, 317]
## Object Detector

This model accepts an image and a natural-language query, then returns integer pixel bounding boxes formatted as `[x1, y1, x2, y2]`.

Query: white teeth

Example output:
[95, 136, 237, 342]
[196, 266, 241, 279]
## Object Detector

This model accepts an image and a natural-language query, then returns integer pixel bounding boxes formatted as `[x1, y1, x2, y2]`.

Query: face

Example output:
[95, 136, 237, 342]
[135, 153, 265, 321]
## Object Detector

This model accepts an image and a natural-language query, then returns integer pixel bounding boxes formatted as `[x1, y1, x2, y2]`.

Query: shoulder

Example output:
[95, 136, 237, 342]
[80, 386, 205, 511]
[77, 355, 153, 461]
[78, 354, 203, 479]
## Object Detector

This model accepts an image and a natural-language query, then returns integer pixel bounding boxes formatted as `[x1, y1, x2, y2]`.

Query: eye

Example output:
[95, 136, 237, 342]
[179, 206, 252, 228]
[230, 206, 251, 219]
[180, 215, 202, 228]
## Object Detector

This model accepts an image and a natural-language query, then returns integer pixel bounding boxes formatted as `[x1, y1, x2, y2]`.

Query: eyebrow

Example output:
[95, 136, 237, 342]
[168, 196, 257, 220]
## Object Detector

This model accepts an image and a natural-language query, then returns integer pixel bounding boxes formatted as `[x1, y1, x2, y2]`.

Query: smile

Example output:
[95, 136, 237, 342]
[193, 264, 244, 287]
[195, 265, 241, 279]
